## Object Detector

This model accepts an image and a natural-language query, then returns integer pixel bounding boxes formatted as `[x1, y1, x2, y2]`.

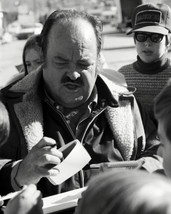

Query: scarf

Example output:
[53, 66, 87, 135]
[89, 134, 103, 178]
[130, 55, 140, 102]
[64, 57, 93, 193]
[133, 54, 170, 74]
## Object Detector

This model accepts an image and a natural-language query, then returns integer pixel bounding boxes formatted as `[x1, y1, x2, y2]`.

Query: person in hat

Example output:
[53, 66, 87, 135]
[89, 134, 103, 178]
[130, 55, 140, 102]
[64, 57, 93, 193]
[118, 3, 171, 142]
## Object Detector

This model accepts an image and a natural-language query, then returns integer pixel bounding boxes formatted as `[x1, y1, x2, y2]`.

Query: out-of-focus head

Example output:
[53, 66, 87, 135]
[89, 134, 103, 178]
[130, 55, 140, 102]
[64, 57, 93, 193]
[0, 99, 10, 146]
[154, 79, 171, 178]
[75, 169, 171, 214]
[23, 34, 43, 75]
[41, 9, 103, 108]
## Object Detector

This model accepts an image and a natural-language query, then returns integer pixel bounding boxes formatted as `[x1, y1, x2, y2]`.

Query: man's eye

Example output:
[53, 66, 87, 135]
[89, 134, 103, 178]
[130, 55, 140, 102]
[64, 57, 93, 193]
[56, 61, 66, 64]
[35, 60, 43, 64]
[55, 61, 68, 66]
[26, 62, 31, 67]
[79, 63, 90, 69]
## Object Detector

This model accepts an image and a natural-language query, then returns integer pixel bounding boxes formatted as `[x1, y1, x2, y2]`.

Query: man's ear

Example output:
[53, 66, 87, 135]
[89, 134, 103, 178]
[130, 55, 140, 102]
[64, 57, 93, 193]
[166, 34, 171, 48]
[99, 53, 108, 69]
[96, 53, 103, 74]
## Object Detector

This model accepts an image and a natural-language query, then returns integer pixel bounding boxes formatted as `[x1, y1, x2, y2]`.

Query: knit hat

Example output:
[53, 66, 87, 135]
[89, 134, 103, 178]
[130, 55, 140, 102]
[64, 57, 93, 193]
[127, 3, 171, 35]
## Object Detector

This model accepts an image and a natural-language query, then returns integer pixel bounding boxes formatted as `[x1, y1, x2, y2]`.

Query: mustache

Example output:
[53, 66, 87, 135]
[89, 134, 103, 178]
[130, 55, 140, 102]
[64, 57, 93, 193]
[61, 76, 83, 85]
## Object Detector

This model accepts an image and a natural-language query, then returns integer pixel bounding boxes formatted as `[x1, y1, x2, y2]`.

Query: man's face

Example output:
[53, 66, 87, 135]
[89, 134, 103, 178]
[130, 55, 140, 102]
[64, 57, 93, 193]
[158, 118, 171, 178]
[43, 18, 99, 108]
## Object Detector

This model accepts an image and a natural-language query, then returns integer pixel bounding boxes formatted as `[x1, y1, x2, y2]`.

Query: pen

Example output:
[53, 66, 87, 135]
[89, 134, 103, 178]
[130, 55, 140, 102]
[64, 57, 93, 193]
[0, 190, 22, 202]
[90, 159, 145, 169]
[45, 144, 57, 150]
[51, 144, 57, 148]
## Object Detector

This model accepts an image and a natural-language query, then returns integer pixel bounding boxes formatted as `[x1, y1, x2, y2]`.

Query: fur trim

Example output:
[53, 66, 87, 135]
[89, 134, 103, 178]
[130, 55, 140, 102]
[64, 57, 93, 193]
[11, 69, 44, 150]
[101, 74, 145, 160]
[100, 74, 134, 160]
[106, 102, 134, 160]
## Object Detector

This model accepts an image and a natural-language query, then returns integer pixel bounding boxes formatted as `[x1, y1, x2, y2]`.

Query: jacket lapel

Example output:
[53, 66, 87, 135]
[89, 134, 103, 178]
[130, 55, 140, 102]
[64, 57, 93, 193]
[100, 74, 145, 160]
[105, 102, 134, 160]
[10, 68, 44, 151]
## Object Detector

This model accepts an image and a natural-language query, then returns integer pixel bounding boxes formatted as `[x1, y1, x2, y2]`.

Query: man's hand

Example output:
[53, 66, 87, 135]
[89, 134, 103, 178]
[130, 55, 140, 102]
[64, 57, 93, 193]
[5, 184, 43, 214]
[15, 137, 63, 186]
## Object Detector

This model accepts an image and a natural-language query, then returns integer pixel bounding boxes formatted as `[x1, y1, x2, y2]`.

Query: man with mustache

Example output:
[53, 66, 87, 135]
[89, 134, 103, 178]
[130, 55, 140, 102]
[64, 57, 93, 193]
[0, 9, 162, 198]
[119, 3, 171, 143]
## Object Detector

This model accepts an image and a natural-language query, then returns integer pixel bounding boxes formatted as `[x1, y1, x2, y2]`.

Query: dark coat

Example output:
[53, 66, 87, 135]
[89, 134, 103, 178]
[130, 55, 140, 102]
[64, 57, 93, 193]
[0, 68, 162, 196]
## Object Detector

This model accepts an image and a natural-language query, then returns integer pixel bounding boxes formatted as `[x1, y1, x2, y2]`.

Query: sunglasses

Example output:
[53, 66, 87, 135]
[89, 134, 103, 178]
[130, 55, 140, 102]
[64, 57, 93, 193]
[134, 32, 164, 43]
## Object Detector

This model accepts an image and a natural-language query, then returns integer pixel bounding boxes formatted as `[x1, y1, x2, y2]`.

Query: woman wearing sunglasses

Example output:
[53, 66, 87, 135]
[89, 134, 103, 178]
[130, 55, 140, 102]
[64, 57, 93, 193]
[119, 3, 171, 151]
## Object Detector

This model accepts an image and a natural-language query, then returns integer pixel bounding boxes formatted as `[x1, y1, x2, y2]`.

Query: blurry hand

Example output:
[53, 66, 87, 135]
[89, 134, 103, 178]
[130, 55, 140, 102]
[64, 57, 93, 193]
[15, 137, 63, 186]
[5, 184, 43, 214]
[0, 196, 4, 207]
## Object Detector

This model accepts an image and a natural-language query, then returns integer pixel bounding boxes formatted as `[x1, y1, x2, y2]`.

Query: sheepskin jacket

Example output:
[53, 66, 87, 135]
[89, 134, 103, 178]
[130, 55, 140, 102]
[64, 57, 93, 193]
[0, 68, 162, 197]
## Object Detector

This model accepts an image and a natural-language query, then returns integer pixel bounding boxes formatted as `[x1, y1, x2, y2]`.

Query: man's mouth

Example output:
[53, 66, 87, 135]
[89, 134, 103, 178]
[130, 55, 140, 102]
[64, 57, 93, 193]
[64, 83, 81, 90]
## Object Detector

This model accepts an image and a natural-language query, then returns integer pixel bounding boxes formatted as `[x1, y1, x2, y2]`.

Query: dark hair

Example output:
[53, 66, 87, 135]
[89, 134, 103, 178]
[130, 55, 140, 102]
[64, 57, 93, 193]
[22, 34, 42, 75]
[154, 78, 171, 142]
[41, 9, 103, 58]
[0, 100, 10, 145]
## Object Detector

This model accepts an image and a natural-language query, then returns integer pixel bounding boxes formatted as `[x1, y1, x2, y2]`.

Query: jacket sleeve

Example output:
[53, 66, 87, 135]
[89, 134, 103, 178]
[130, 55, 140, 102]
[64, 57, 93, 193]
[133, 98, 163, 172]
[0, 160, 15, 195]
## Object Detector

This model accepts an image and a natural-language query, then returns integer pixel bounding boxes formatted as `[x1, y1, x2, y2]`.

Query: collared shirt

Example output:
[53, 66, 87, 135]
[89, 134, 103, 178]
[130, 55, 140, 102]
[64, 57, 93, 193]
[44, 87, 98, 140]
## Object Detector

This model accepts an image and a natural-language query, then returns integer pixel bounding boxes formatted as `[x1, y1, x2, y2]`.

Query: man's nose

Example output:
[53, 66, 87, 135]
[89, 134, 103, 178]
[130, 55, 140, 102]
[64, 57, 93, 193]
[67, 71, 80, 80]
[67, 64, 81, 80]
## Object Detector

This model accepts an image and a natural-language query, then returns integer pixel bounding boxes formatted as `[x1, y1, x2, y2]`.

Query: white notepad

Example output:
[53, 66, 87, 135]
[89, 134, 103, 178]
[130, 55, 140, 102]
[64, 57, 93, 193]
[43, 187, 87, 214]
[48, 140, 91, 185]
